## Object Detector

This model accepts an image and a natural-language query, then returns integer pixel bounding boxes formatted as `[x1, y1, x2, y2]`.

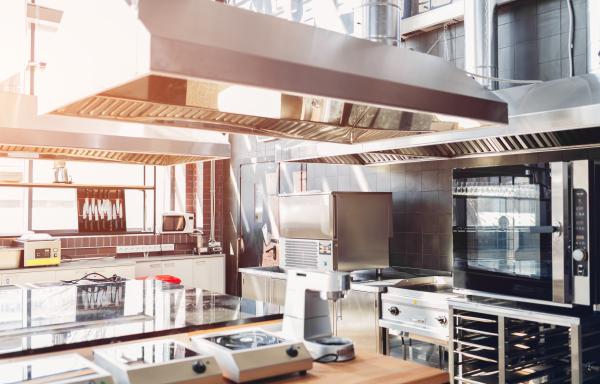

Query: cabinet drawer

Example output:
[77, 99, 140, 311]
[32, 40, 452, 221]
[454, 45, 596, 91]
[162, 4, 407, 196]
[135, 262, 163, 278]
[162, 259, 194, 287]
[2, 271, 56, 285]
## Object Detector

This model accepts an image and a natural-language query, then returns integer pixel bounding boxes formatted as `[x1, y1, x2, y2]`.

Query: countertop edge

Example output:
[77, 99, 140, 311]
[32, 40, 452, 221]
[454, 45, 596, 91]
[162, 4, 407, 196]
[0, 254, 225, 274]
[0, 313, 283, 360]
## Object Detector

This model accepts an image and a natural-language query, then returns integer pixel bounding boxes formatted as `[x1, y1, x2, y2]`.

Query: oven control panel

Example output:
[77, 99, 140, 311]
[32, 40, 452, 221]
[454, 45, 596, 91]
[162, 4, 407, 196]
[572, 188, 588, 276]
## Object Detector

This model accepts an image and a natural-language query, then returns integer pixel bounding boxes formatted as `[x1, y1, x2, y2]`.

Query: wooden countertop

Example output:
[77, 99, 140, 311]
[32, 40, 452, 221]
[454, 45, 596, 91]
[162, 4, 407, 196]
[189, 321, 449, 384]
[262, 351, 449, 384]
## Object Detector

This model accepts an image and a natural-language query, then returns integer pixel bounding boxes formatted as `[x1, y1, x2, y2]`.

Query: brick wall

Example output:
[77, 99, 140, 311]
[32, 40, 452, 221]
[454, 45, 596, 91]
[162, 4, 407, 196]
[0, 233, 196, 259]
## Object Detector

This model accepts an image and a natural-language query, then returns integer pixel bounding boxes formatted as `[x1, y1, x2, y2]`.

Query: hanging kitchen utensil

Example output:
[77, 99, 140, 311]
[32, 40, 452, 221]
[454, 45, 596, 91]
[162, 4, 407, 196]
[77, 187, 127, 233]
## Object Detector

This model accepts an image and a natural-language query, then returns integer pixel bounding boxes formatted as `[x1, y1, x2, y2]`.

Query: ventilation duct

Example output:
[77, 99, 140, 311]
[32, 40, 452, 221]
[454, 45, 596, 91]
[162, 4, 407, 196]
[39, 0, 507, 145]
[279, 73, 600, 165]
[464, 0, 498, 90]
[0, 93, 230, 165]
[354, 0, 405, 46]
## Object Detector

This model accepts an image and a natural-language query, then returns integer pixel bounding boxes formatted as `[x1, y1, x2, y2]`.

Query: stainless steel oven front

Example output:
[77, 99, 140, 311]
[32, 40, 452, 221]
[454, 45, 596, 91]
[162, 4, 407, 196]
[452, 160, 597, 307]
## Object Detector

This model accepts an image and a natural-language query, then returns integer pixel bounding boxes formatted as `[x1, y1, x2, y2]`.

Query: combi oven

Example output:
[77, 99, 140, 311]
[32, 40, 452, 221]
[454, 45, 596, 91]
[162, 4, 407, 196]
[452, 160, 600, 308]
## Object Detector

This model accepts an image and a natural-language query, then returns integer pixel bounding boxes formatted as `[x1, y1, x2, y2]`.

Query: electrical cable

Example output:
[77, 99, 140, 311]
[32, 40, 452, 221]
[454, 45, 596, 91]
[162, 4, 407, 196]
[425, 23, 542, 85]
[567, 0, 575, 77]
[59, 272, 124, 285]
[314, 353, 339, 363]
[463, 71, 543, 84]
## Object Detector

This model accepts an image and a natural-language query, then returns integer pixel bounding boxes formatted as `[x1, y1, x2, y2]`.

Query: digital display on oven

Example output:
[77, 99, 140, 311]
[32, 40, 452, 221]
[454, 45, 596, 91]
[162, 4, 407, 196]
[34, 248, 52, 259]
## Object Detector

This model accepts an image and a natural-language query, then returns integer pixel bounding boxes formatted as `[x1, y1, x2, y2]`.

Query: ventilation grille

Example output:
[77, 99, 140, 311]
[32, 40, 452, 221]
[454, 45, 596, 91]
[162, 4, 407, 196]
[0, 144, 212, 165]
[57, 93, 446, 145]
[299, 126, 600, 165]
[282, 239, 319, 270]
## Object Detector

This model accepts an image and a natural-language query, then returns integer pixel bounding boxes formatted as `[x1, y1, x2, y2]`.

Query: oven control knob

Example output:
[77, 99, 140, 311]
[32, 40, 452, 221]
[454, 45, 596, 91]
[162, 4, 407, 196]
[436, 316, 448, 326]
[388, 306, 400, 316]
[192, 360, 207, 374]
[573, 249, 587, 262]
[286, 346, 299, 358]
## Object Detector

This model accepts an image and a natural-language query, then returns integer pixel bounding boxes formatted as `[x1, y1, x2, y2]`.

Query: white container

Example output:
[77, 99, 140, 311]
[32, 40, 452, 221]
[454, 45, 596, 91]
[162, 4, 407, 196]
[0, 171, 23, 183]
[0, 247, 22, 269]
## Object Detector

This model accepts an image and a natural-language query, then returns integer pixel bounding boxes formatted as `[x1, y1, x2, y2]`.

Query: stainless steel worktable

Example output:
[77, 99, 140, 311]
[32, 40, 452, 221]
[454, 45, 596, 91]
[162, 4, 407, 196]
[0, 279, 281, 359]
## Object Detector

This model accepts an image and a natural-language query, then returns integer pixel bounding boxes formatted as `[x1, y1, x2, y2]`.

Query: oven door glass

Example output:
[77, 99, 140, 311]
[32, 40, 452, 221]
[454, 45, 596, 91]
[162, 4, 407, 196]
[453, 164, 553, 301]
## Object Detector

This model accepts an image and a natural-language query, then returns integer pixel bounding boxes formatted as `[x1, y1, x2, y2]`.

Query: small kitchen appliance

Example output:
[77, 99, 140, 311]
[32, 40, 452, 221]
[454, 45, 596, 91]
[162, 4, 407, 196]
[379, 276, 458, 369]
[93, 339, 221, 384]
[279, 192, 392, 272]
[159, 212, 194, 234]
[192, 327, 313, 383]
[0, 247, 23, 269]
[15, 233, 61, 267]
[0, 353, 114, 384]
[282, 269, 355, 362]
[453, 160, 600, 308]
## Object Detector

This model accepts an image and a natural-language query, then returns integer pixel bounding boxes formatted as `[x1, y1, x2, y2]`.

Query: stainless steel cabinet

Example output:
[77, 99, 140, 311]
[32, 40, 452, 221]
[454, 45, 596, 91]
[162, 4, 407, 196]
[332, 289, 383, 354]
[240, 273, 286, 306]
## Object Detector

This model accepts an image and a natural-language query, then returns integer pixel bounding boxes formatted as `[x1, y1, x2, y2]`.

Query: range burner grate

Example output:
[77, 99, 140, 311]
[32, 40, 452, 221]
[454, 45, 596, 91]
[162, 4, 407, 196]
[208, 331, 284, 351]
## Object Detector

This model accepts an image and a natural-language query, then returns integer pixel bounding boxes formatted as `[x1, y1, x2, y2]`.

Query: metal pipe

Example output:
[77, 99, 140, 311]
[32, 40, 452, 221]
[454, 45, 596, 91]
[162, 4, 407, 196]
[354, 0, 403, 46]
[588, 0, 600, 73]
[464, 0, 498, 90]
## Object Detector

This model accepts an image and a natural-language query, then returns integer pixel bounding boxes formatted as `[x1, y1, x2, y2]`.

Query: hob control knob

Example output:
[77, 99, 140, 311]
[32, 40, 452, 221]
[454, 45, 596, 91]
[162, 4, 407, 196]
[436, 316, 448, 326]
[388, 306, 400, 316]
[192, 361, 207, 374]
[286, 346, 299, 358]
[573, 249, 587, 262]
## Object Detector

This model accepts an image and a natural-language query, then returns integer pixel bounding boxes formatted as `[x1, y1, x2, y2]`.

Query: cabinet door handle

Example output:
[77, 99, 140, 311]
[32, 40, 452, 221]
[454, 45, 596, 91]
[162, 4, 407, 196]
[149, 263, 161, 268]
[164, 262, 175, 267]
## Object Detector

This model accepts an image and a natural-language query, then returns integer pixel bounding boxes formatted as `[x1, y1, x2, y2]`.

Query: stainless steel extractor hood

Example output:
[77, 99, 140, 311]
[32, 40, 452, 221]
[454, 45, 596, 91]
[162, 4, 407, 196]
[0, 92, 230, 165]
[39, 0, 507, 144]
[278, 73, 600, 164]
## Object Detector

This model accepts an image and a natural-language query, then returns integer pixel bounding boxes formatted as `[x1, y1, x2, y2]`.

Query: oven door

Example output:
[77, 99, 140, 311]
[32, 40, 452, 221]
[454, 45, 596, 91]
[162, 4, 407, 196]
[452, 163, 570, 305]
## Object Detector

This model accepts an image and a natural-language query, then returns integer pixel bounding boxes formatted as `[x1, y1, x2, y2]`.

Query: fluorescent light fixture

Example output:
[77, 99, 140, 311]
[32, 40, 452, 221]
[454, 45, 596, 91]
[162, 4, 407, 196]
[435, 113, 481, 129]
[218, 86, 282, 119]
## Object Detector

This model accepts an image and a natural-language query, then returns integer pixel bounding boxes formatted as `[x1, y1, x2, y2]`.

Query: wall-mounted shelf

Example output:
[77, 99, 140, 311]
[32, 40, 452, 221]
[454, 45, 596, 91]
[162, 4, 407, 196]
[0, 182, 153, 190]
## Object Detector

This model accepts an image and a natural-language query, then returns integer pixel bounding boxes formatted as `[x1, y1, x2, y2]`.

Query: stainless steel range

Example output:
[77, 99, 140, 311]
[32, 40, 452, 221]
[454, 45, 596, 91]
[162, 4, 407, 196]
[379, 276, 459, 369]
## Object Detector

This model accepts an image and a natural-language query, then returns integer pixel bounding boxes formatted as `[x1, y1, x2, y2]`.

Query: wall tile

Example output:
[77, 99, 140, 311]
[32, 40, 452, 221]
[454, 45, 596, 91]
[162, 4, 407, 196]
[498, 23, 515, 49]
[421, 170, 439, 191]
[538, 34, 562, 63]
[539, 59, 562, 81]
[537, 8, 560, 38]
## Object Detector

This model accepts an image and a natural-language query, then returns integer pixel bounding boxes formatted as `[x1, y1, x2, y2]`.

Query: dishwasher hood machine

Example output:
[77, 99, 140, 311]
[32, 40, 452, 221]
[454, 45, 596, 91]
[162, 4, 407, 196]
[279, 192, 392, 272]
[39, 0, 507, 144]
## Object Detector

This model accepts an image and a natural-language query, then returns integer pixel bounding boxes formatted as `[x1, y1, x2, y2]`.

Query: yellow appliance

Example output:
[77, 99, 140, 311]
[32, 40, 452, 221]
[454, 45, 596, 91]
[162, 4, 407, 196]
[18, 238, 61, 267]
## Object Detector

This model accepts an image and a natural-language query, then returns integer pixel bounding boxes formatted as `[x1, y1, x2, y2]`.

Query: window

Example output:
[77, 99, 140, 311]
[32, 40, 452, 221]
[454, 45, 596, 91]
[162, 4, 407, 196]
[0, 158, 162, 236]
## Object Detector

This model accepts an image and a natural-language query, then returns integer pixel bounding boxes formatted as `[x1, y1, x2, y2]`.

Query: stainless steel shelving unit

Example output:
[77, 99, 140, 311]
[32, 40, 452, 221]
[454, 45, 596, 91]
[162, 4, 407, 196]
[449, 298, 600, 384]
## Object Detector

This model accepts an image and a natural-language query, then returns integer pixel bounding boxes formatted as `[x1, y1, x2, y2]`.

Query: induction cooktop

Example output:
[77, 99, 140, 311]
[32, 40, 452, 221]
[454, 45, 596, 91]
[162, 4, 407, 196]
[206, 330, 285, 351]
[192, 327, 313, 383]
[93, 339, 220, 384]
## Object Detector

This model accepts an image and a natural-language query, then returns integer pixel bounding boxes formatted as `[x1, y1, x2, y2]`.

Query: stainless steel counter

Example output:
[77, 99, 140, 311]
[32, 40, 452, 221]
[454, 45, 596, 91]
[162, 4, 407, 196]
[0, 279, 280, 359]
